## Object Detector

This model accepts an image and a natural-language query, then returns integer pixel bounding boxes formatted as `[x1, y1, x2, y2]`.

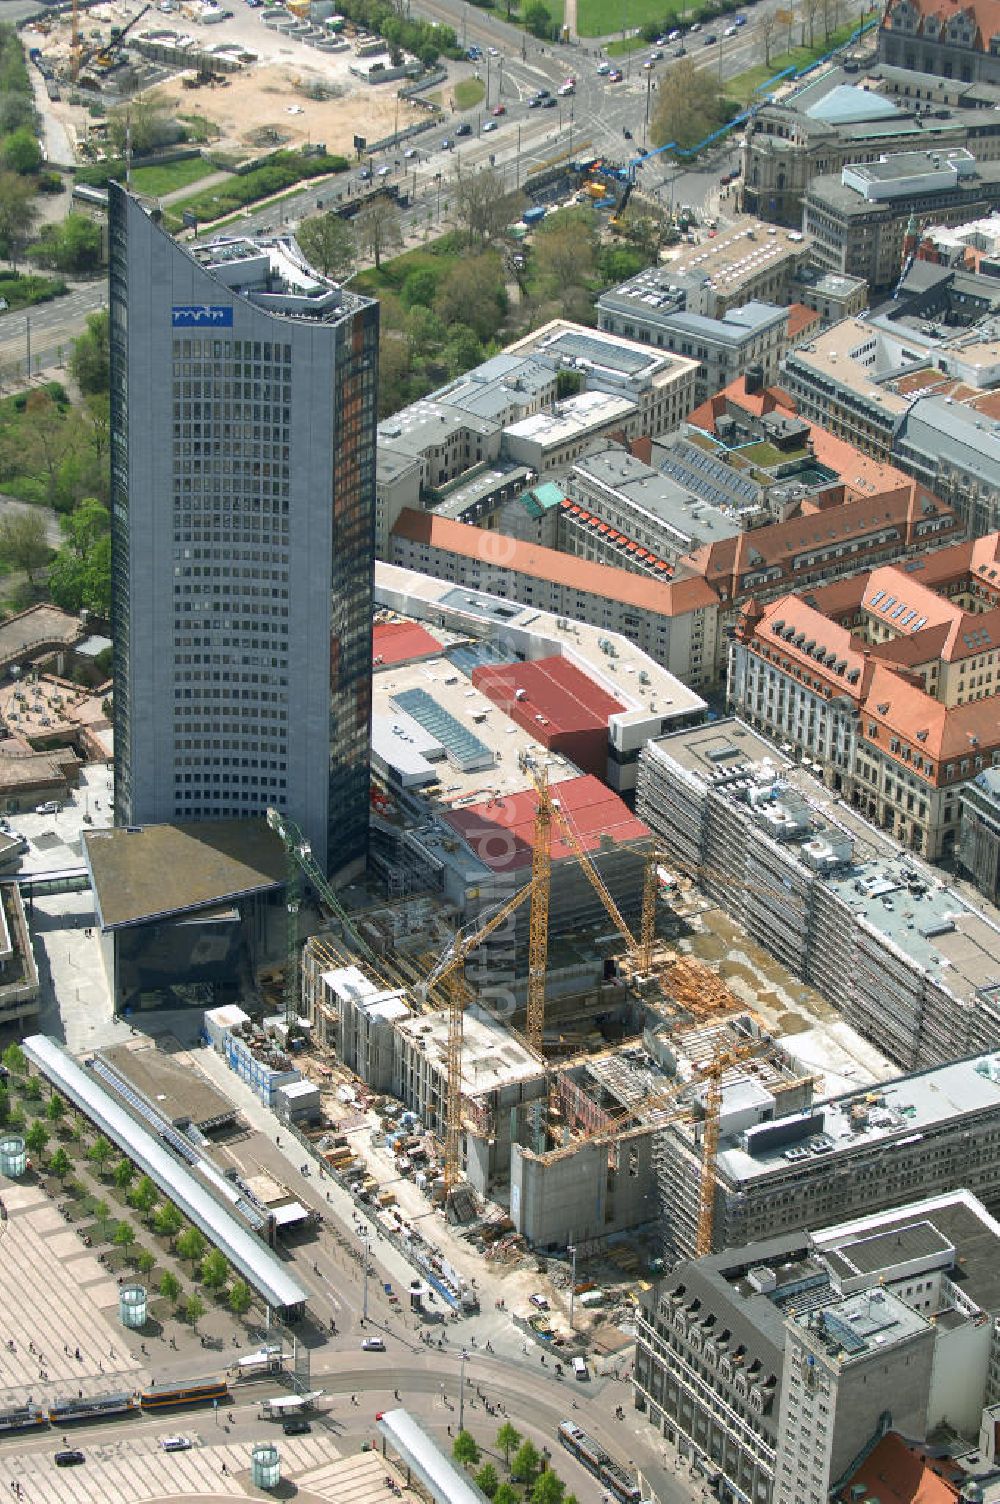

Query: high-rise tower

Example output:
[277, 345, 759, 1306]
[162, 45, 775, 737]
[109, 186, 378, 879]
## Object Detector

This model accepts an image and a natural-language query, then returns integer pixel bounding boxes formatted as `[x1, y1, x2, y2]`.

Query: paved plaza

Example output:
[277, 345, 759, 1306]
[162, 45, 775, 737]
[0, 1184, 143, 1406]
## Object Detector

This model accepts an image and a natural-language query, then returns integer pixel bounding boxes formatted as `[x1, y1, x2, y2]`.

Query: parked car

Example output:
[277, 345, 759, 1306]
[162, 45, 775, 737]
[160, 1437, 192, 1453]
[361, 1337, 386, 1352]
[283, 1418, 311, 1435]
[456, 122, 472, 136]
[35, 801, 60, 815]
[55, 1452, 86, 1468]
[529, 1293, 550, 1310]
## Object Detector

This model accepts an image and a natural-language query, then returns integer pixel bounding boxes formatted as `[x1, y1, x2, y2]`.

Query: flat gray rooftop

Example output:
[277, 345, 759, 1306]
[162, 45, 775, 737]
[572, 447, 743, 545]
[84, 819, 286, 931]
[100, 1039, 238, 1130]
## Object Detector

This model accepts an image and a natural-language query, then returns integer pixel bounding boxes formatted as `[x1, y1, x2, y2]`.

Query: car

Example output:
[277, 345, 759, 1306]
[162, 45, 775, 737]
[623, 126, 633, 138]
[643, 57, 654, 67]
[361, 1337, 386, 1352]
[488, 44, 499, 54]
[160, 1437, 192, 1453]
[527, 95, 541, 107]
[541, 95, 556, 106]
[688, 20, 701, 30]
[703, 32, 717, 43]
[536, 86, 551, 97]
[667, 27, 681, 38]
[404, 146, 418, 158]
[467, 44, 482, 58]
[734, 14, 748, 24]
[529, 1293, 550, 1310]
[482, 118, 498, 131]
[648, 47, 663, 57]
[674, 44, 687, 54]
[54, 1452, 85, 1468]
[608, 68, 623, 80]
[724, 23, 738, 34]
[441, 137, 453, 148]
[35, 802, 60, 815]
[596, 60, 611, 73]
[283, 1418, 311, 1435]
[377, 164, 391, 174]
[456, 122, 472, 136]
[358, 167, 372, 181]
[491, 102, 506, 114]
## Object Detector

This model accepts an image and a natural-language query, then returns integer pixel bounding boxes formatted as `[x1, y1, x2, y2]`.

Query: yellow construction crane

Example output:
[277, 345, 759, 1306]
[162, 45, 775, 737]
[421, 882, 537, 1195]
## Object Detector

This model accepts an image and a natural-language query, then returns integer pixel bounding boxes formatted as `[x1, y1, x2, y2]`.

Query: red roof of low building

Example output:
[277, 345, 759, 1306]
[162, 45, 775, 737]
[787, 302, 821, 341]
[373, 621, 442, 668]
[472, 657, 626, 736]
[835, 1434, 959, 1504]
[444, 774, 649, 873]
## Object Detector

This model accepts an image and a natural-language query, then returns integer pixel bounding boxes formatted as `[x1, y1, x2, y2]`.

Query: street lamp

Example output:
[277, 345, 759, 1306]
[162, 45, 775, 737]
[568, 1244, 577, 1330]
[359, 1230, 370, 1325]
[459, 1349, 470, 1431]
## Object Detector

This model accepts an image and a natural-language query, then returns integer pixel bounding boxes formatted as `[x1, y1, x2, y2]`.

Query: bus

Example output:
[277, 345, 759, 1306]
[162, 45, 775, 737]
[48, 1394, 137, 1424]
[139, 1378, 228, 1410]
[557, 1422, 641, 1504]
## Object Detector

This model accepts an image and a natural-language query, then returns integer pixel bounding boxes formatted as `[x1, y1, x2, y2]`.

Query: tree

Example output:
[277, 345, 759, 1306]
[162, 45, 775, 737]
[434, 254, 506, 342]
[0, 171, 38, 267]
[177, 1226, 207, 1267]
[92, 1197, 110, 1239]
[45, 1092, 65, 1127]
[88, 1135, 112, 1177]
[228, 1278, 251, 1316]
[401, 266, 440, 308]
[25, 1120, 49, 1160]
[2, 127, 42, 176]
[31, 214, 103, 274]
[760, 8, 777, 64]
[0, 1088, 9, 1128]
[49, 1145, 71, 1182]
[0, 509, 50, 586]
[185, 1292, 206, 1330]
[494, 1487, 518, 1504]
[356, 195, 402, 271]
[5, 390, 72, 506]
[112, 1219, 135, 1257]
[24, 1074, 40, 1101]
[107, 92, 173, 158]
[48, 496, 111, 615]
[159, 1269, 181, 1304]
[650, 57, 726, 153]
[113, 1156, 135, 1192]
[512, 1441, 540, 1485]
[453, 167, 522, 247]
[200, 1248, 229, 1290]
[532, 1471, 565, 1504]
[2, 1043, 26, 1076]
[136, 1248, 156, 1276]
[154, 1201, 183, 1245]
[497, 1423, 522, 1468]
[453, 1431, 480, 1468]
[297, 211, 355, 279]
[70, 311, 110, 397]
[524, 0, 553, 35]
[476, 1464, 499, 1498]
[130, 1174, 157, 1223]
[534, 209, 597, 295]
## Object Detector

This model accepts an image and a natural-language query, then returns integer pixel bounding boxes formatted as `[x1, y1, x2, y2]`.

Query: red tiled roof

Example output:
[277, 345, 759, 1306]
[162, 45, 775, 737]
[391, 509, 719, 617]
[836, 1434, 958, 1504]
[786, 302, 821, 340]
[443, 774, 649, 873]
[372, 621, 442, 668]
[885, 0, 1000, 51]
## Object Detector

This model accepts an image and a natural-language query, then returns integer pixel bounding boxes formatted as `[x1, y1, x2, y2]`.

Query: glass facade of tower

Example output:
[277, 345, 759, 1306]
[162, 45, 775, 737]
[109, 186, 378, 878]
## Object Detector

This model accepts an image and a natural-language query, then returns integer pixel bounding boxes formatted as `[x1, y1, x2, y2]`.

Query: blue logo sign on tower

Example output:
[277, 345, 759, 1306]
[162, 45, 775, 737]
[171, 305, 234, 328]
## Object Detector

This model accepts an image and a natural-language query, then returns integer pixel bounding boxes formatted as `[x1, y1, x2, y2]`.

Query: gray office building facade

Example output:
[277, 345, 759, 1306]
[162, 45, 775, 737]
[109, 186, 379, 878]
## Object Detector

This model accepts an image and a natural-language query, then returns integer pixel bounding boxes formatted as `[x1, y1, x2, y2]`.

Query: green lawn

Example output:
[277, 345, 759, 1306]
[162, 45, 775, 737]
[577, 0, 680, 38]
[454, 77, 486, 109]
[127, 155, 215, 197]
[352, 232, 463, 297]
[722, 19, 860, 101]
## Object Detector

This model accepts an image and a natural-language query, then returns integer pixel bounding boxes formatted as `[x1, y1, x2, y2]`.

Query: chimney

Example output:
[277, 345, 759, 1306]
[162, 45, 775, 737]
[745, 364, 764, 396]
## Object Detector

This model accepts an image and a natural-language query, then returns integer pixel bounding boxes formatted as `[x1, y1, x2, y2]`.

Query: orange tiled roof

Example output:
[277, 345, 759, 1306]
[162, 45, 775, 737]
[885, 0, 1000, 49]
[836, 1434, 959, 1504]
[391, 509, 719, 617]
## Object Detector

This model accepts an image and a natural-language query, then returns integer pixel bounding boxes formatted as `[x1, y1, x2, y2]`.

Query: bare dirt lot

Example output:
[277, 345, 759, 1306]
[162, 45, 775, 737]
[155, 62, 426, 157]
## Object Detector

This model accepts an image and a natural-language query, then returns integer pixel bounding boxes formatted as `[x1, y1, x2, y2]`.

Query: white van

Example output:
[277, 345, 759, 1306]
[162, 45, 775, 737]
[573, 1356, 589, 1381]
